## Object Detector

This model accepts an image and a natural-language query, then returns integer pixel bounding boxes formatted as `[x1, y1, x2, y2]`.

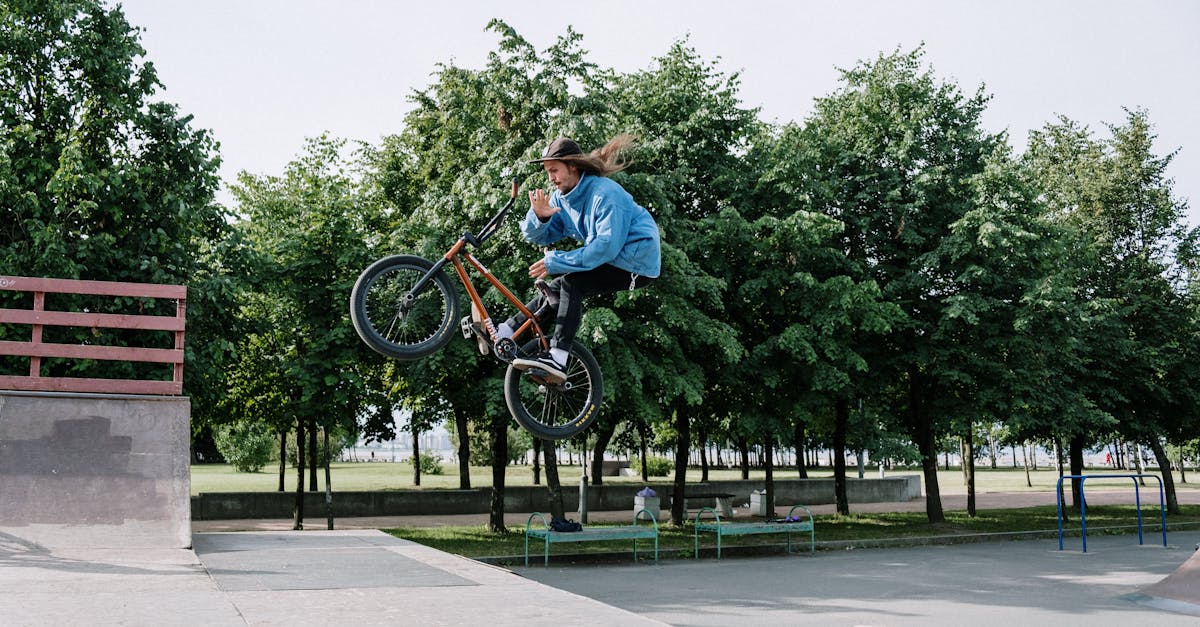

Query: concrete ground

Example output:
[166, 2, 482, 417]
[3, 489, 1198, 626]
[0, 529, 660, 626]
[516, 531, 1200, 626]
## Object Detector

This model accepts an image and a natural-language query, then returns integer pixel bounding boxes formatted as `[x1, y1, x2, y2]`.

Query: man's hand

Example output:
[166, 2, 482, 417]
[528, 258, 550, 280]
[529, 189, 558, 220]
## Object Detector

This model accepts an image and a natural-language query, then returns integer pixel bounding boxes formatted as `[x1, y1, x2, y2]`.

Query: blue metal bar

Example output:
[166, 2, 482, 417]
[1080, 479, 1089, 553]
[1134, 479, 1144, 545]
[1056, 474, 1168, 552]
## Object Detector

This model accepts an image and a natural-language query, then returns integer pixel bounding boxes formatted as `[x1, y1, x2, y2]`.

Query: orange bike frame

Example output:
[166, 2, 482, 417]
[445, 245, 549, 352]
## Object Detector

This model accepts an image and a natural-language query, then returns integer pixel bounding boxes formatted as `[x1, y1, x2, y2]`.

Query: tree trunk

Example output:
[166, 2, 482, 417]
[308, 419, 318, 491]
[737, 438, 750, 480]
[532, 437, 542, 485]
[670, 410, 690, 526]
[1021, 442, 1032, 487]
[764, 436, 776, 517]
[988, 433, 998, 469]
[488, 415, 508, 532]
[964, 428, 976, 517]
[794, 420, 808, 478]
[833, 397, 849, 516]
[293, 419, 305, 530]
[455, 407, 471, 489]
[324, 427, 334, 530]
[543, 440, 564, 520]
[590, 420, 616, 486]
[1054, 438, 1069, 515]
[278, 430, 287, 492]
[908, 368, 944, 523]
[960, 438, 969, 485]
[412, 426, 421, 486]
[699, 428, 709, 483]
[1069, 436, 1085, 509]
[918, 430, 945, 523]
[1147, 437, 1180, 514]
[1135, 443, 1146, 485]
[638, 419, 650, 482]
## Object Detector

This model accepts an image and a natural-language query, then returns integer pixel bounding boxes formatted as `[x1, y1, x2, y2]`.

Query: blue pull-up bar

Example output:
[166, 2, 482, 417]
[1056, 473, 1167, 553]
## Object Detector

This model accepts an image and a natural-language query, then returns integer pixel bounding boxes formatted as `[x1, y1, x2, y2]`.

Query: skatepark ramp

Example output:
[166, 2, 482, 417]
[1130, 548, 1200, 617]
[0, 276, 191, 549]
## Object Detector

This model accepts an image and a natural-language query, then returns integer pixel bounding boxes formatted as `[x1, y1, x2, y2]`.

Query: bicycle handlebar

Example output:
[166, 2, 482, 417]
[468, 177, 526, 248]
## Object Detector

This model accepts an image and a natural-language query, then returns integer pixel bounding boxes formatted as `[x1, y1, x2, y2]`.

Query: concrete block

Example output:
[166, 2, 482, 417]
[0, 391, 191, 549]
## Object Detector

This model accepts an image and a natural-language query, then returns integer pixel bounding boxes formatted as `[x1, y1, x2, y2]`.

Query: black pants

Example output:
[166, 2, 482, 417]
[507, 264, 655, 351]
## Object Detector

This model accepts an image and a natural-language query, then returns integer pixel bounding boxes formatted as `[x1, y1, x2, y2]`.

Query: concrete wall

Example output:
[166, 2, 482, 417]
[192, 475, 923, 520]
[0, 391, 191, 549]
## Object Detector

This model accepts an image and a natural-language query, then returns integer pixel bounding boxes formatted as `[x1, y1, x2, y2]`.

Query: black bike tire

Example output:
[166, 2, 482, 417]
[504, 339, 604, 441]
[350, 254, 459, 360]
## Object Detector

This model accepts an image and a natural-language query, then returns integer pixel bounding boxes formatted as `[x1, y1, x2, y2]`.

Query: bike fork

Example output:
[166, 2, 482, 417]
[405, 256, 452, 303]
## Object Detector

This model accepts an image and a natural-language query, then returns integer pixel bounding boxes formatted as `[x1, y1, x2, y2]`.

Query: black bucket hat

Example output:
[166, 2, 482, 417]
[529, 137, 583, 163]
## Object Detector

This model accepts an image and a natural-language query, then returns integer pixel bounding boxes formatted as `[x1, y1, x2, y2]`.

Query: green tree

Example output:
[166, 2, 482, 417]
[0, 0, 239, 423]
[599, 41, 750, 525]
[793, 47, 1005, 523]
[369, 20, 605, 531]
[213, 420, 276, 473]
[1026, 110, 1196, 512]
[230, 135, 381, 528]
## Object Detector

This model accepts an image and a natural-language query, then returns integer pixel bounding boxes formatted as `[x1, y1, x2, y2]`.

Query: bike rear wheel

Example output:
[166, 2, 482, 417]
[504, 340, 603, 441]
[350, 254, 459, 360]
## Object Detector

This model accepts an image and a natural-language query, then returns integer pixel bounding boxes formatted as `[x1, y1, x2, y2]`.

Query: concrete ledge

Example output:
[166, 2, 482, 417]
[192, 475, 922, 520]
[0, 391, 191, 549]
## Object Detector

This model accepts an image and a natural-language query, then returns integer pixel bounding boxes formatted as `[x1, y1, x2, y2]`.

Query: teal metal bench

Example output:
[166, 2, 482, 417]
[524, 510, 659, 566]
[693, 504, 814, 559]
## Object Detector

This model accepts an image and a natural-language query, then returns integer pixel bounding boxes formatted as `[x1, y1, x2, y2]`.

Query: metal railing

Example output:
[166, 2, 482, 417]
[0, 275, 186, 395]
[1056, 473, 1167, 553]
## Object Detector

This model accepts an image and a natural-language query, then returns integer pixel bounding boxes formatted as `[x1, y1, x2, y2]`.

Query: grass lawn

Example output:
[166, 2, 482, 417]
[191, 462, 1200, 562]
[383, 504, 1200, 561]
[191, 461, 1192, 495]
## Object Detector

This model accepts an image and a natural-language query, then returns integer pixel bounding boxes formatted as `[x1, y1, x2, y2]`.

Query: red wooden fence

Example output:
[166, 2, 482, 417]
[0, 276, 186, 395]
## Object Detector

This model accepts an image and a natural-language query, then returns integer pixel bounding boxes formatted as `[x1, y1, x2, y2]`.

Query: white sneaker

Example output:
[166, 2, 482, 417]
[512, 351, 567, 381]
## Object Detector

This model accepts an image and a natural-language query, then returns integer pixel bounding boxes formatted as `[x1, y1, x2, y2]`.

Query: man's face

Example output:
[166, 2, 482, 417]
[543, 160, 581, 193]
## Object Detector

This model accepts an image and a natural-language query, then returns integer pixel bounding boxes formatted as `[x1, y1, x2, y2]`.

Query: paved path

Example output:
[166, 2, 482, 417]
[516, 531, 1200, 626]
[4, 489, 1198, 626]
[0, 530, 661, 626]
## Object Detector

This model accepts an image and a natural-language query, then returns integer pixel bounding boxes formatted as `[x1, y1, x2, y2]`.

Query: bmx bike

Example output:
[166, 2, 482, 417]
[349, 180, 602, 441]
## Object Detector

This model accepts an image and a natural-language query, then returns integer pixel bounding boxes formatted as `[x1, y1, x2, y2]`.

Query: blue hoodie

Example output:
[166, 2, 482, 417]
[521, 173, 661, 278]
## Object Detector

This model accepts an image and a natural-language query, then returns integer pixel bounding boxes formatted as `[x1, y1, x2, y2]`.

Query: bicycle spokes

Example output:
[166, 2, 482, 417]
[351, 255, 458, 360]
[505, 342, 603, 440]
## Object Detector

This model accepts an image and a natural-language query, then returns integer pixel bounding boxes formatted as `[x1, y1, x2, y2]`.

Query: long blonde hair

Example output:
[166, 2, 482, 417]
[563, 134, 635, 177]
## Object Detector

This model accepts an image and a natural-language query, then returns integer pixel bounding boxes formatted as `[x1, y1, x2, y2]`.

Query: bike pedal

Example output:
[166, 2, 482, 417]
[459, 316, 473, 339]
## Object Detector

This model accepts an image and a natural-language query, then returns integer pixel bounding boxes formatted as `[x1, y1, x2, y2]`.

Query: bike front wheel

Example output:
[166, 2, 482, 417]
[350, 254, 459, 360]
[504, 340, 604, 441]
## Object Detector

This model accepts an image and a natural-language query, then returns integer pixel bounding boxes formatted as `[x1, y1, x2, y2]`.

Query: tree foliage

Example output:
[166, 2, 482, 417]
[0, 0, 239, 424]
[24, 8, 1198, 528]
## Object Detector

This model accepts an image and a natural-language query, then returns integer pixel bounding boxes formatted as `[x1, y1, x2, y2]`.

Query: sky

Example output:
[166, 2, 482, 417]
[116, 0, 1200, 224]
